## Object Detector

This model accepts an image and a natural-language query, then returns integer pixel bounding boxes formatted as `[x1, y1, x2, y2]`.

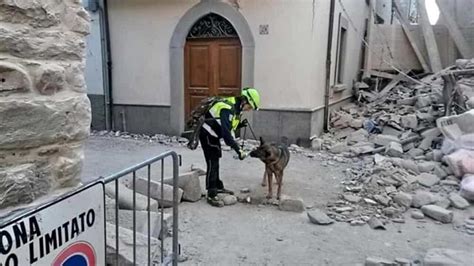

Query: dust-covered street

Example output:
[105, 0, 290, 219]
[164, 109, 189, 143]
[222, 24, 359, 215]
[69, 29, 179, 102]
[82, 134, 474, 265]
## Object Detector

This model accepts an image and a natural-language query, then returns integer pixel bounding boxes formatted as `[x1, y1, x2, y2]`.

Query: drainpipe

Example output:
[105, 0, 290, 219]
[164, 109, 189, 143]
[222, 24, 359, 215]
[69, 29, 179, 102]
[99, 0, 114, 130]
[323, 0, 336, 132]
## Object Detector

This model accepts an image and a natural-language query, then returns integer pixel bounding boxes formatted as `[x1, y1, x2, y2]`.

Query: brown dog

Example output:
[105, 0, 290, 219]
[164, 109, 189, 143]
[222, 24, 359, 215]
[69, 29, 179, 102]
[249, 137, 290, 199]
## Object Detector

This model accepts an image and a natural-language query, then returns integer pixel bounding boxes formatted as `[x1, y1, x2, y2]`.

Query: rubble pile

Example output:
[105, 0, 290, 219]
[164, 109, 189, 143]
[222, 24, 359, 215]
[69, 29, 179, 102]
[91, 130, 189, 146]
[318, 59, 474, 229]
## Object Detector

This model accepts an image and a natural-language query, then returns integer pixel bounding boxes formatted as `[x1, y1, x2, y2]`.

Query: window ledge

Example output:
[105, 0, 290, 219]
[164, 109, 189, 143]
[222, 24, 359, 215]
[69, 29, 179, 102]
[332, 84, 347, 93]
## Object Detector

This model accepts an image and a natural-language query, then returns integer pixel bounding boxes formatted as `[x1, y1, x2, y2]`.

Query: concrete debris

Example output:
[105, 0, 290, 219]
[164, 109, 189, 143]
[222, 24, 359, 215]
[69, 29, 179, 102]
[416, 173, 440, 187]
[421, 205, 453, 223]
[307, 210, 334, 225]
[367, 217, 386, 230]
[105, 222, 159, 265]
[385, 142, 403, 157]
[412, 191, 436, 208]
[90, 130, 190, 146]
[134, 178, 184, 208]
[105, 182, 159, 211]
[278, 195, 305, 212]
[411, 210, 425, 220]
[343, 194, 362, 203]
[222, 195, 237, 206]
[364, 257, 395, 266]
[393, 192, 412, 208]
[163, 171, 201, 202]
[448, 193, 470, 209]
[423, 248, 473, 266]
[460, 175, 474, 200]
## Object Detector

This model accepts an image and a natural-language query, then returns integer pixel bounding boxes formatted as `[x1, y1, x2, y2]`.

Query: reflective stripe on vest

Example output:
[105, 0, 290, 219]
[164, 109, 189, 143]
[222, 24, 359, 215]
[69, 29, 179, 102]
[203, 97, 241, 136]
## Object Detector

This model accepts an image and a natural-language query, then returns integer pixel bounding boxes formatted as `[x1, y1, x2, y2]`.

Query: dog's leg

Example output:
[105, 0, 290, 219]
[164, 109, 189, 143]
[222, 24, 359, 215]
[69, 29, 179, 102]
[266, 168, 273, 199]
[261, 169, 267, 187]
[276, 171, 283, 200]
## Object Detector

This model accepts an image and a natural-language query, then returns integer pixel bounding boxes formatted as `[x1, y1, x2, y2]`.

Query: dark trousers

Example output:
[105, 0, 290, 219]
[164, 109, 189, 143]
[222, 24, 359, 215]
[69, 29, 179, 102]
[199, 130, 224, 197]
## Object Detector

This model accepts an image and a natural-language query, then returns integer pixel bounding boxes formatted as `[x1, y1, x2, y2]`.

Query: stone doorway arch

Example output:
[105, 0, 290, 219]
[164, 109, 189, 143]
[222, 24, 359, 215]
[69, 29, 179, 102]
[169, 0, 255, 135]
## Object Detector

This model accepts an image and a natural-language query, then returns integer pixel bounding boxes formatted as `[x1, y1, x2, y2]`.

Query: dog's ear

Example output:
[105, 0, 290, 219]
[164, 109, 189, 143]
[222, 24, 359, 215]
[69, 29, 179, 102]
[260, 136, 265, 145]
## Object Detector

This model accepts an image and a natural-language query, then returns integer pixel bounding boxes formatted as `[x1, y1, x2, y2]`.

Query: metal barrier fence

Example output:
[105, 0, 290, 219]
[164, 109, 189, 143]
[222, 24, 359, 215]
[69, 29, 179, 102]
[103, 151, 180, 266]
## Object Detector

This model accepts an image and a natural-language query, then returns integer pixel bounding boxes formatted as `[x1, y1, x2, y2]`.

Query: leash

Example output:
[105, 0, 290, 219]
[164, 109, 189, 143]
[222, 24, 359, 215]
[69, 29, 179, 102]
[241, 120, 258, 150]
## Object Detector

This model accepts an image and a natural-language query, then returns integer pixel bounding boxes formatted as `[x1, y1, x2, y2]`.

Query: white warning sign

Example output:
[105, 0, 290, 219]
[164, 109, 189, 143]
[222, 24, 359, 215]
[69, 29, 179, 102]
[0, 181, 105, 266]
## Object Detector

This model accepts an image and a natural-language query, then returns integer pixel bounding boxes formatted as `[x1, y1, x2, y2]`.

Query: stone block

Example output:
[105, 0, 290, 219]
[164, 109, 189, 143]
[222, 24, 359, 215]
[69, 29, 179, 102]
[105, 182, 159, 211]
[0, 27, 85, 60]
[416, 173, 440, 187]
[432, 149, 443, 162]
[106, 222, 159, 266]
[424, 248, 473, 266]
[311, 138, 323, 151]
[191, 164, 206, 176]
[112, 210, 172, 240]
[393, 192, 412, 208]
[163, 171, 201, 202]
[135, 177, 183, 208]
[407, 148, 424, 158]
[400, 159, 420, 174]
[350, 119, 364, 129]
[0, 0, 63, 28]
[416, 96, 432, 108]
[330, 142, 349, 154]
[350, 142, 375, 155]
[365, 257, 395, 266]
[434, 196, 451, 209]
[222, 195, 237, 206]
[0, 61, 32, 94]
[417, 161, 438, 173]
[278, 195, 305, 212]
[371, 134, 400, 147]
[421, 128, 441, 139]
[412, 191, 436, 208]
[421, 205, 453, 223]
[332, 113, 353, 128]
[0, 164, 50, 208]
[0, 95, 91, 150]
[400, 114, 418, 129]
[385, 142, 403, 157]
[382, 126, 402, 137]
[347, 129, 369, 143]
[307, 210, 334, 225]
[411, 209, 425, 219]
[448, 193, 470, 209]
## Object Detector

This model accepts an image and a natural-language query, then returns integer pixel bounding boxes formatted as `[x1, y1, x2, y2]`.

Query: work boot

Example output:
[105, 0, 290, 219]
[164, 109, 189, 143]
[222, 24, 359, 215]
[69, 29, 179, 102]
[207, 196, 224, 207]
[216, 188, 234, 195]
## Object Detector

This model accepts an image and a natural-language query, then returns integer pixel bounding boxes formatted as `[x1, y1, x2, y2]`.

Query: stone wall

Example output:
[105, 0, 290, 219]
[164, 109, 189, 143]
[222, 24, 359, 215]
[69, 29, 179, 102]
[0, 0, 91, 210]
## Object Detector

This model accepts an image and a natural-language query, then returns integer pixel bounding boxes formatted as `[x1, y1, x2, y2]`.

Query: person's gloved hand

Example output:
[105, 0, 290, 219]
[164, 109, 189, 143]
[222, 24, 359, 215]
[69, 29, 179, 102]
[237, 149, 247, 161]
[238, 119, 249, 129]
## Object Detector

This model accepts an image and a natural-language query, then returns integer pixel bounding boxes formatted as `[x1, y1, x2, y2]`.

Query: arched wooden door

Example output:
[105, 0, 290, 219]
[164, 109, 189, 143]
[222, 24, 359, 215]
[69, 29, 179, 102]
[184, 14, 242, 122]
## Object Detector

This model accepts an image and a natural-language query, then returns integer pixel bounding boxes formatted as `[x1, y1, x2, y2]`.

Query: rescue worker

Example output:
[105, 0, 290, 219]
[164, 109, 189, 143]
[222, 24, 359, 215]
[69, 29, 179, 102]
[199, 88, 260, 207]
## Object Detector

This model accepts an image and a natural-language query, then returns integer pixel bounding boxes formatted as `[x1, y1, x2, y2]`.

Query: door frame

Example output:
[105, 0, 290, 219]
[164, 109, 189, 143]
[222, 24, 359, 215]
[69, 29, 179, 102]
[169, 1, 255, 135]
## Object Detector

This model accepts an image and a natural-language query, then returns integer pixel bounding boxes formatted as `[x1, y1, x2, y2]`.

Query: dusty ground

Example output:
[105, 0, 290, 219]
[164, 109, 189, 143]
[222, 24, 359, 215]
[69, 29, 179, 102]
[82, 136, 474, 265]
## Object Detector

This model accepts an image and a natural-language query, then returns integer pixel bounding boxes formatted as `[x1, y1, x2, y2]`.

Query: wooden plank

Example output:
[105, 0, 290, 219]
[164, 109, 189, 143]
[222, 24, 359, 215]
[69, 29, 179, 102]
[418, 0, 443, 73]
[369, 70, 397, 80]
[378, 72, 406, 97]
[436, 0, 473, 59]
[367, 70, 412, 82]
[393, 0, 431, 73]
